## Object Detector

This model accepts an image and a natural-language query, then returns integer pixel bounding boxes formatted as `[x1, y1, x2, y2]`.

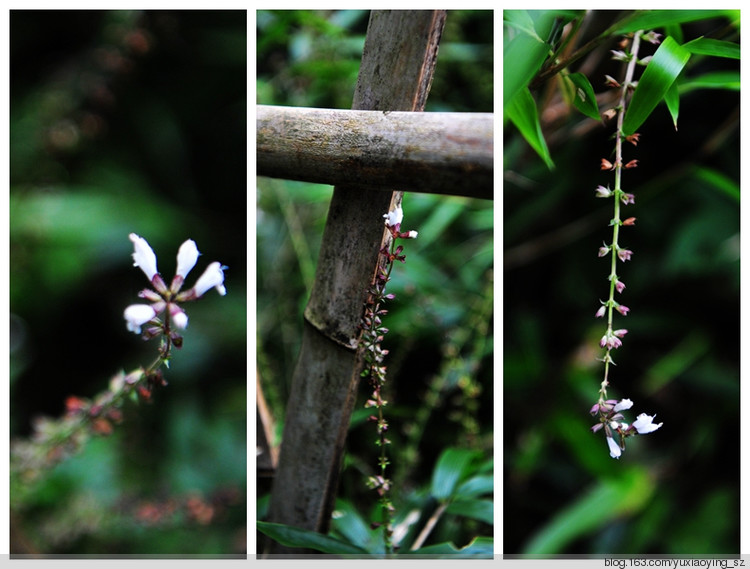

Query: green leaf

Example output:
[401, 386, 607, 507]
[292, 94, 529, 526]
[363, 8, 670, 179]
[431, 448, 480, 501]
[445, 498, 494, 525]
[505, 88, 555, 170]
[455, 474, 493, 498]
[622, 36, 691, 135]
[566, 72, 601, 121]
[257, 521, 370, 555]
[683, 37, 740, 59]
[679, 70, 740, 93]
[610, 10, 736, 35]
[521, 468, 656, 555]
[503, 10, 543, 40]
[664, 81, 680, 130]
[409, 536, 494, 557]
[503, 28, 550, 106]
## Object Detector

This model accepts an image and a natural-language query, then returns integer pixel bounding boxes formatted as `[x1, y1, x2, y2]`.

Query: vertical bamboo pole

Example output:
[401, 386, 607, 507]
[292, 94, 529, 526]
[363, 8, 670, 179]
[265, 10, 446, 553]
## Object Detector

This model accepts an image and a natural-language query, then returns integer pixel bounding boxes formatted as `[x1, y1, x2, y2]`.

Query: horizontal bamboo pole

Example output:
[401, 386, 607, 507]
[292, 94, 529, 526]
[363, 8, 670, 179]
[257, 105, 493, 200]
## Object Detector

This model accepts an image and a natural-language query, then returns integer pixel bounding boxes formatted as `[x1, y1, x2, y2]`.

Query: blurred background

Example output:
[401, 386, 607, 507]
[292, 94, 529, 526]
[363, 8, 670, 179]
[10, 10, 247, 555]
[256, 10, 494, 551]
[504, 10, 739, 555]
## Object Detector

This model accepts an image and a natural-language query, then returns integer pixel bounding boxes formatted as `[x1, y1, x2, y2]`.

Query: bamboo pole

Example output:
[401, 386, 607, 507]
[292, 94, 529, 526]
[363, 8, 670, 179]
[257, 106, 493, 200]
[265, 10, 447, 554]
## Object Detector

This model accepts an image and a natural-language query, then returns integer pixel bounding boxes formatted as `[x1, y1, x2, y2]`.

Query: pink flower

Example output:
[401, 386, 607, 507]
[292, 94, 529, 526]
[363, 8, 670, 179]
[595, 305, 606, 318]
[617, 248, 633, 262]
[595, 185, 612, 198]
[616, 304, 630, 316]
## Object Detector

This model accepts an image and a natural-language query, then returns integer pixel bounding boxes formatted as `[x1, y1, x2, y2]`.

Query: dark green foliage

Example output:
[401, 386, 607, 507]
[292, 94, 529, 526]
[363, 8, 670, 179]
[10, 10, 247, 555]
[504, 10, 739, 555]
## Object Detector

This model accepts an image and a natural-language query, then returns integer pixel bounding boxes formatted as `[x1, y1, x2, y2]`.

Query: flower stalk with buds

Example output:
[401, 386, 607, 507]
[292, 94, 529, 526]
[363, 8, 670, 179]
[11, 234, 227, 482]
[591, 31, 662, 458]
[359, 205, 417, 553]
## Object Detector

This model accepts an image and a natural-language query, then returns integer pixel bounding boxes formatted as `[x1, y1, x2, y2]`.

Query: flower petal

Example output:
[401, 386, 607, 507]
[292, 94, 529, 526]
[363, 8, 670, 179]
[124, 304, 157, 334]
[193, 262, 227, 297]
[607, 436, 622, 459]
[129, 233, 158, 281]
[176, 239, 200, 278]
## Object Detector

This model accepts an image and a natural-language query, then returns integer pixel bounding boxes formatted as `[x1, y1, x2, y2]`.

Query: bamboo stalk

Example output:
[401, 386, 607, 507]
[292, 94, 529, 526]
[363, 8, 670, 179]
[257, 106, 493, 200]
[265, 10, 447, 554]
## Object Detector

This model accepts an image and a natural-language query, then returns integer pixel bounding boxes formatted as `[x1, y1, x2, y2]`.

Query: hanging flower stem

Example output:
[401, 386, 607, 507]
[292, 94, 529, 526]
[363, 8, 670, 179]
[359, 205, 417, 553]
[590, 31, 663, 458]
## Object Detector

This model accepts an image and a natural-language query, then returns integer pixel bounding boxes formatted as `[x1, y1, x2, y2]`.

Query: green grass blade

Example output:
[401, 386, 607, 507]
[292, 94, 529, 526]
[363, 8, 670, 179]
[622, 36, 691, 135]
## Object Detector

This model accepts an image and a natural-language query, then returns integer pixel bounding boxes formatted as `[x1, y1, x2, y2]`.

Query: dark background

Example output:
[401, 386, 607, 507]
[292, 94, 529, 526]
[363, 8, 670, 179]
[10, 10, 247, 554]
[504, 10, 739, 555]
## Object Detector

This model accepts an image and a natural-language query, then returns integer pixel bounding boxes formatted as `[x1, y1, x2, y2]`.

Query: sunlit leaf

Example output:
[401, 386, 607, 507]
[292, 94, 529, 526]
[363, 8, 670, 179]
[622, 36, 691, 135]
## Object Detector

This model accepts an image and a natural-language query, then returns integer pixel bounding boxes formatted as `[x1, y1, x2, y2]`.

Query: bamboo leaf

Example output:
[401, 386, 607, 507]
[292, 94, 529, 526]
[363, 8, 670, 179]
[503, 29, 550, 105]
[257, 521, 370, 555]
[522, 468, 656, 554]
[664, 81, 680, 130]
[610, 10, 736, 35]
[445, 498, 494, 525]
[409, 536, 494, 557]
[431, 448, 480, 501]
[622, 36, 691, 136]
[679, 70, 740, 92]
[505, 88, 555, 170]
[683, 37, 740, 59]
[566, 72, 601, 121]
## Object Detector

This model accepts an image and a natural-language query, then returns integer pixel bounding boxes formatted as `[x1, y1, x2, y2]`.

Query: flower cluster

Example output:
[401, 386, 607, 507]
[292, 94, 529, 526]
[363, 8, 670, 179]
[591, 31, 663, 458]
[359, 204, 417, 553]
[590, 398, 662, 458]
[124, 233, 227, 352]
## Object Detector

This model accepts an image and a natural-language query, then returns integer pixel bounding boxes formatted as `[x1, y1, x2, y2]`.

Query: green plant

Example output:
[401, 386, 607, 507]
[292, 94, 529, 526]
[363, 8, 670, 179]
[504, 9, 739, 555]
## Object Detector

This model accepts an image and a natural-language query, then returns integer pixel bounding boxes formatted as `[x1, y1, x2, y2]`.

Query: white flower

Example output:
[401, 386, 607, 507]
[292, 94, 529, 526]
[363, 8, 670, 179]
[124, 304, 157, 333]
[129, 233, 158, 281]
[169, 304, 189, 329]
[193, 262, 227, 297]
[632, 413, 662, 434]
[176, 239, 200, 278]
[613, 398, 633, 412]
[607, 436, 622, 459]
[383, 206, 403, 227]
[407, 230, 418, 239]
